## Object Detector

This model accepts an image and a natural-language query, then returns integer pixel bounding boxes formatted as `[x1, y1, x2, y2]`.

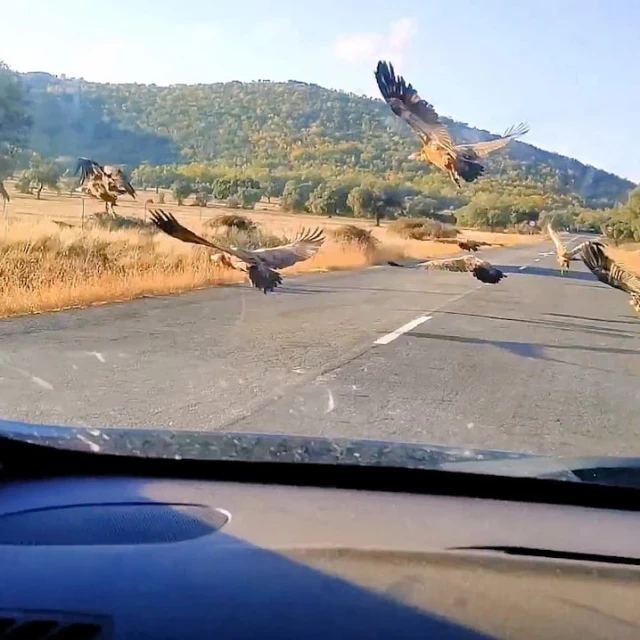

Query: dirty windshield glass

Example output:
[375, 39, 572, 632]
[0, 2, 639, 464]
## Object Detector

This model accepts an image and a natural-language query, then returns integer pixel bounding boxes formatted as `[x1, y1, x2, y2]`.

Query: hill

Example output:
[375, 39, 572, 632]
[19, 72, 635, 208]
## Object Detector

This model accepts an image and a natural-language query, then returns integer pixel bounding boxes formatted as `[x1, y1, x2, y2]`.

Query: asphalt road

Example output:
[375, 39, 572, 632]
[1, 235, 639, 457]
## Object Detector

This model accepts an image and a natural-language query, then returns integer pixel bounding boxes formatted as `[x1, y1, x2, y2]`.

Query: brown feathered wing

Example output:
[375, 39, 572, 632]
[149, 209, 281, 292]
[454, 123, 529, 158]
[546, 223, 567, 257]
[412, 255, 506, 284]
[581, 242, 640, 296]
[103, 165, 136, 199]
[374, 60, 453, 150]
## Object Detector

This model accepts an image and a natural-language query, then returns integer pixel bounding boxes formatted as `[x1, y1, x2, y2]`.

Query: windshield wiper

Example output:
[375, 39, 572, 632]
[439, 456, 640, 489]
[448, 546, 640, 566]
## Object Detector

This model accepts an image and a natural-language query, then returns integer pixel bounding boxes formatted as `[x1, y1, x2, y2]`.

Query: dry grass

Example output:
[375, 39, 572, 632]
[204, 213, 256, 232]
[461, 229, 545, 247]
[331, 225, 379, 255]
[608, 245, 640, 274]
[0, 184, 544, 318]
[388, 218, 459, 240]
[0, 218, 246, 318]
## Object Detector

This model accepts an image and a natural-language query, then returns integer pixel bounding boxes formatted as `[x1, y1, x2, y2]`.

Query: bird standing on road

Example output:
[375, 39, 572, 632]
[388, 255, 507, 284]
[75, 157, 136, 215]
[546, 223, 591, 274]
[149, 209, 325, 294]
[580, 241, 640, 317]
[374, 60, 529, 188]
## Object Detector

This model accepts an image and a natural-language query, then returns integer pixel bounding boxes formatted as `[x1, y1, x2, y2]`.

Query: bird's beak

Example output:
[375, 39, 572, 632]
[408, 152, 420, 161]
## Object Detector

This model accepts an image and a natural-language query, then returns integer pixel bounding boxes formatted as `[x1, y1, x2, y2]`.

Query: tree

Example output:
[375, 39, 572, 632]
[193, 182, 213, 207]
[58, 175, 78, 196]
[262, 178, 284, 203]
[405, 195, 439, 218]
[373, 187, 404, 226]
[11, 67, 634, 207]
[24, 154, 62, 199]
[347, 186, 375, 218]
[0, 62, 31, 196]
[307, 185, 337, 217]
[132, 162, 162, 192]
[455, 194, 513, 229]
[238, 187, 263, 209]
[16, 173, 32, 194]
[281, 180, 315, 212]
[212, 178, 233, 200]
[171, 180, 193, 205]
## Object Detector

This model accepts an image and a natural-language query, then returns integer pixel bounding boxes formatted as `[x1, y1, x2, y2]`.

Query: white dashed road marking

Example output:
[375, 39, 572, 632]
[374, 315, 432, 346]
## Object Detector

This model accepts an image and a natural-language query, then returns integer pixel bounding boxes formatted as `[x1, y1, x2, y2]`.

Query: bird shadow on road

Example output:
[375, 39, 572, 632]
[433, 310, 640, 340]
[276, 285, 462, 296]
[496, 265, 596, 281]
[546, 312, 639, 326]
[405, 331, 640, 373]
[274, 286, 319, 295]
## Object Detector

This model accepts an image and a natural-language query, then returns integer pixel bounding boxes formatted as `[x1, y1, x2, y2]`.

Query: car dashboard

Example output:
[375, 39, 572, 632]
[0, 470, 639, 640]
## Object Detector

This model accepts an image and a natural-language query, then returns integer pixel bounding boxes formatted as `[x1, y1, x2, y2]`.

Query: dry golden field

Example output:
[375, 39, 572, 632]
[0, 182, 547, 319]
[608, 245, 640, 273]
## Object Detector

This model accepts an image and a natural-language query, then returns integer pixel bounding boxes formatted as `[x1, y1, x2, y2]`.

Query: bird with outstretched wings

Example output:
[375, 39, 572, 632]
[149, 209, 325, 293]
[454, 122, 530, 159]
[374, 60, 453, 150]
[388, 254, 506, 284]
[75, 157, 136, 199]
[546, 223, 591, 274]
[374, 60, 529, 187]
[580, 241, 640, 317]
[434, 238, 504, 252]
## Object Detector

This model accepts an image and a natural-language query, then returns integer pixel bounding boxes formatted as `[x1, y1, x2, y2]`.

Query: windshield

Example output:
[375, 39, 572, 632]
[0, 2, 639, 477]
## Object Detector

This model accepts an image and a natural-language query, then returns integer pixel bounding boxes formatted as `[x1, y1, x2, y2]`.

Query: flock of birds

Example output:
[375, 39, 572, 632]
[70, 61, 640, 317]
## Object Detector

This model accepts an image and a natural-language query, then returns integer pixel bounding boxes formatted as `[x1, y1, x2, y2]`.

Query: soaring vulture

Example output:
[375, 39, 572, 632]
[546, 223, 591, 274]
[434, 238, 504, 252]
[149, 209, 325, 294]
[580, 241, 640, 317]
[388, 255, 506, 284]
[75, 157, 136, 214]
[374, 60, 529, 187]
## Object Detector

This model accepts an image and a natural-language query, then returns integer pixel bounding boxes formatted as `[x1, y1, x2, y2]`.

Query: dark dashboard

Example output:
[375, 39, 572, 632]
[0, 422, 639, 639]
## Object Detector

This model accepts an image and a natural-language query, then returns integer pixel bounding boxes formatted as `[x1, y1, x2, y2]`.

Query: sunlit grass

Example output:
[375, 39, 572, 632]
[0, 189, 544, 318]
[608, 246, 640, 275]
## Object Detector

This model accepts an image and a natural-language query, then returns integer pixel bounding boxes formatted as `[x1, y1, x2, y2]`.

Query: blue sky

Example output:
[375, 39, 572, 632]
[3, 0, 639, 182]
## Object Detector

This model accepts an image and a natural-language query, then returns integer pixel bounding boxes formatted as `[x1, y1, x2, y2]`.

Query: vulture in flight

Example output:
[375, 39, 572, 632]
[580, 241, 640, 317]
[546, 223, 591, 274]
[149, 209, 325, 293]
[388, 255, 506, 284]
[374, 60, 529, 187]
[75, 157, 136, 214]
[434, 238, 504, 252]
